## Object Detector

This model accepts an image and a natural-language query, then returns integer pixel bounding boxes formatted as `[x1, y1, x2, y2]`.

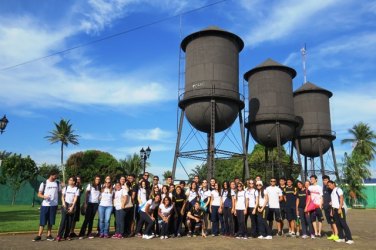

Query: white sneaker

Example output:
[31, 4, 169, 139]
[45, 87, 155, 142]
[258, 236, 264, 239]
[265, 236, 272, 240]
[165, 236, 169, 239]
[346, 240, 354, 244]
[160, 236, 164, 239]
[142, 234, 146, 239]
[335, 239, 345, 243]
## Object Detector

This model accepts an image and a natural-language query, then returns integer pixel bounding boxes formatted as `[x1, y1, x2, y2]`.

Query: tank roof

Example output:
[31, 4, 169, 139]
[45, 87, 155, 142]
[181, 26, 244, 52]
[293, 81, 333, 97]
[243, 58, 297, 80]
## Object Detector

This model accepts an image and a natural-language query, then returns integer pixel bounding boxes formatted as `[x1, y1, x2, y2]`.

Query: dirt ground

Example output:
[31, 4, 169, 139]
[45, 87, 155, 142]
[0, 209, 374, 250]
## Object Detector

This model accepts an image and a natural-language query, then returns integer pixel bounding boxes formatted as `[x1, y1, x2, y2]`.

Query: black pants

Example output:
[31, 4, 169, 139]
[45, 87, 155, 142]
[79, 202, 99, 237]
[298, 207, 314, 236]
[123, 207, 133, 235]
[236, 210, 246, 237]
[222, 207, 234, 235]
[246, 207, 258, 237]
[160, 218, 170, 237]
[257, 207, 272, 237]
[174, 209, 183, 236]
[58, 203, 74, 238]
[333, 208, 352, 241]
[136, 211, 154, 235]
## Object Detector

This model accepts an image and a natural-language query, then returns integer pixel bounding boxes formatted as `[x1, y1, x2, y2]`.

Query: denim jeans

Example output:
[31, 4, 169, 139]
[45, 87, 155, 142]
[136, 211, 154, 236]
[98, 205, 113, 235]
[222, 206, 233, 235]
[246, 207, 258, 237]
[211, 206, 221, 235]
[236, 210, 246, 237]
[298, 207, 314, 236]
[115, 209, 125, 235]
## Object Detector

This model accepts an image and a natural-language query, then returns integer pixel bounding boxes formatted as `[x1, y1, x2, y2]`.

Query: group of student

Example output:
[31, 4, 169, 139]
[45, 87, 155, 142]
[32, 169, 354, 245]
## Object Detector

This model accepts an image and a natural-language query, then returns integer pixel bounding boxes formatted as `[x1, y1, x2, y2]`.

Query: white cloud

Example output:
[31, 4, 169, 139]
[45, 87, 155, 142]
[243, 0, 339, 46]
[80, 132, 116, 141]
[122, 127, 174, 141]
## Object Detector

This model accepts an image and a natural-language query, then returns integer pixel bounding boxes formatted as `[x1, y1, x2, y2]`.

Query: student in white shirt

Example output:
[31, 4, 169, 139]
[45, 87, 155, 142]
[187, 182, 199, 211]
[220, 181, 233, 236]
[210, 182, 222, 236]
[234, 182, 247, 239]
[56, 176, 79, 241]
[158, 196, 174, 239]
[79, 175, 101, 239]
[255, 181, 272, 240]
[112, 182, 128, 239]
[245, 180, 258, 238]
[98, 180, 114, 238]
[199, 180, 211, 233]
[265, 178, 283, 235]
[308, 175, 324, 237]
[328, 181, 354, 244]
[33, 169, 61, 242]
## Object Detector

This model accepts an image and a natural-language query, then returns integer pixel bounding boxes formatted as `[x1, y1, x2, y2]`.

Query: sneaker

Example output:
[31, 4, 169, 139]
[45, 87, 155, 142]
[346, 240, 354, 244]
[187, 233, 192, 238]
[55, 236, 62, 242]
[311, 235, 315, 239]
[177, 233, 181, 237]
[104, 234, 110, 238]
[99, 234, 104, 238]
[88, 233, 95, 239]
[277, 231, 283, 237]
[32, 236, 42, 242]
[66, 237, 72, 241]
[265, 236, 273, 240]
[165, 236, 169, 239]
[160, 236, 164, 239]
[145, 235, 154, 240]
[78, 236, 84, 240]
[258, 236, 264, 239]
[142, 234, 147, 239]
[112, 234, 119, 239]
[236, 236, 242, 239]
[291, 232, 296, 237]
[327, 234, 335, 240]
[335, 239, 345, 243]
[46, 235, 54, 241]
[136, 233, 142, 238]
[69, 233, 78, 238]
[243, 237, 248, 240]
[286, 232, 292, 237]
[296, 231, 300, 237]
[332, 235, 339, 241]
[301, 235, 308, 239]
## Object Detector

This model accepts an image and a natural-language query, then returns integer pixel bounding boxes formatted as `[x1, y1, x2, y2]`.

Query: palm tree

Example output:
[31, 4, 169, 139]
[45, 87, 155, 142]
[119, 153, 147, 177]
[45, 119, 79, 183]
[341, 122, 376, 162]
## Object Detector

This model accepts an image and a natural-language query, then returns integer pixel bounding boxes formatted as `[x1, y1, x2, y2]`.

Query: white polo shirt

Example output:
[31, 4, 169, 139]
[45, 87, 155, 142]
[265, 186, 282, 209]
[211, 190, 221, 206]
[246, 188, 256, 208]
[86, 184, 101, 203]
[331, 187, 344, 209]
[235, 190, 246, 210]
[63, 186, 79, 204]
[39, 180, 61, 206]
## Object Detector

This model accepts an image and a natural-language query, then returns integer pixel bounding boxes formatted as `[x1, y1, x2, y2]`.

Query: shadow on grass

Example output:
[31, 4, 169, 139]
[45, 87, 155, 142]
[0, 209, 41, 222]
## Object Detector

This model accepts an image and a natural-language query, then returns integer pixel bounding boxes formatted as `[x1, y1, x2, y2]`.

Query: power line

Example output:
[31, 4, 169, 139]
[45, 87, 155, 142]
[1, 0, 228, 71]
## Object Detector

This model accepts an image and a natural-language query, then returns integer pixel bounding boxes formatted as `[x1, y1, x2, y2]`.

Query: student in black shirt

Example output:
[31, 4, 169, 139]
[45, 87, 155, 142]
[283, 178, 297, 237]
[296, 181, 314, 238]
[173, 186, 186, 237]
[187, 201, 206, 237]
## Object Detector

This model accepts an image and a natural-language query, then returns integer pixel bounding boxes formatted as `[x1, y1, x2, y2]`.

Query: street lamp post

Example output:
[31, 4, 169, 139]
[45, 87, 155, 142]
[140, 146, 151, 174]
[0, 115, 9, 134]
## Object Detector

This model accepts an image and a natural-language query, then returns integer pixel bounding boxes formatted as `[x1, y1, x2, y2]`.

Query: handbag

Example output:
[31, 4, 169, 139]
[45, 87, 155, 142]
[80, 204, 86, 216]
[305, 190, 316, 212]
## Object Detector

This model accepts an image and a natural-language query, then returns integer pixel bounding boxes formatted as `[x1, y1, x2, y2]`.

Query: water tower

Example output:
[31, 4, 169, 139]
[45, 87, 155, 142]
[243, 59, 299, 177]
[172, 27, 249, 180]
[293, 82, 340, 180]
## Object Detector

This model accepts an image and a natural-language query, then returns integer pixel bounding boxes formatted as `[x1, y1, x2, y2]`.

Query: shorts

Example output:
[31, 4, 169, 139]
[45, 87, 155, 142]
[40, 206, 58, 226]
[285, 207, 297, 221]
[267, 208, 282, 222]
[324, 207, 334, 224]
[310, 208, 324, 222]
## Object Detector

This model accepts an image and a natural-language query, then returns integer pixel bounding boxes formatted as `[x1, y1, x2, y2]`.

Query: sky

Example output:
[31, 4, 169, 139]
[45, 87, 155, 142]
[0, 0, 375, 180]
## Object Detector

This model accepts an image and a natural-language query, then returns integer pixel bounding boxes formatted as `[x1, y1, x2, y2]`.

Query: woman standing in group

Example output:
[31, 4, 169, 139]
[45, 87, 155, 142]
[98, 180, 114, 238]
[138, 180, 149, 211]
[230, 181, 238, 236]
[173, 186, 186, 237]
[149, 185, 161, 236]
[234, 182, 247, 239]
[199, 180, 211, 234]
[296, 180, 314, 239]
[56, 176, 79, 241]
[220, 181, 233, 236]
[245, 179, 258, 238]
[187, 182, 199, 211]
[137, 194, 161, 239]
[255, 181, 272, 240]
[210, 182, 222, 236]
[112, 182, 128, 239]
[79, 175, 101, 239]
[158, 197, 174, 239]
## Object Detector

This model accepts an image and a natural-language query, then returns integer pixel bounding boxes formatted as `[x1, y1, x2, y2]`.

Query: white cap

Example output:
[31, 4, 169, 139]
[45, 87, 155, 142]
[256, 180, 263, 186]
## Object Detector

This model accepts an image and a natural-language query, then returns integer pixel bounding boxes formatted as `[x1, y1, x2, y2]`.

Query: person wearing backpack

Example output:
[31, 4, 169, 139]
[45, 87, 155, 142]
[56, 176, 80, 241]
[328, 181, 354, 244]
[78, 175, 101, 239]
[33, 169, 61, 242]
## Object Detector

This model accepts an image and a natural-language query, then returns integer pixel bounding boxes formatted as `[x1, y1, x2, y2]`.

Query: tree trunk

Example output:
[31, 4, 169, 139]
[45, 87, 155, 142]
[61, 142, 65, 183]
[12, 190, 17, 205]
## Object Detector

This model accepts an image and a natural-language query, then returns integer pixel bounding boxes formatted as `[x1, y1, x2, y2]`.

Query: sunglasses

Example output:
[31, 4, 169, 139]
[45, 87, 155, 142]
[105, 182, 111, 184]
[256, 184, 262, 186]
[153, 178, 158, 180]
[144, 175, 149, 177]
[270, 180, 276, 182]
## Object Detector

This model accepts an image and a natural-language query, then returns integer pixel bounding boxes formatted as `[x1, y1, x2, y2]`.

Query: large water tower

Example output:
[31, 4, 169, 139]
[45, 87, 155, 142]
[293, 81, 340, 180]
[172, 27, 249, 180]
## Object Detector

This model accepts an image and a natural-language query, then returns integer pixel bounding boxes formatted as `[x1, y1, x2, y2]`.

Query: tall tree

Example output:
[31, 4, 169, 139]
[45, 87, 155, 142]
[341, 122, 376, 162]
[38, 163, 61, 179]
[163, 170, 173, 181]
[45, 119, 79, 183]
[119, 153, 146, 177]
[1, 154, 38, 205]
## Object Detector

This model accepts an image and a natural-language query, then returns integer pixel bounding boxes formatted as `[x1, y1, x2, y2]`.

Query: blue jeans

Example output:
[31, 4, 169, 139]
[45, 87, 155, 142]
[115, 209, 125, 235]
[211, 206, 221, 235]
[98, 205, 112, 235]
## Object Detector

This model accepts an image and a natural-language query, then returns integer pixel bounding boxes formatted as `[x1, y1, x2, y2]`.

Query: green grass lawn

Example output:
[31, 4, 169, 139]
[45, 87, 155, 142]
[0, 205, 98, 233]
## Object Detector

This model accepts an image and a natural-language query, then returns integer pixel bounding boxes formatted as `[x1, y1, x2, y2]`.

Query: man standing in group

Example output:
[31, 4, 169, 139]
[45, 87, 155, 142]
[283, 178, 297, 237]
[322, 175, 338, 240]
[33, 169, 61, 241]
[151, 175, 163, 190]
[266, 177, 283, 236]
[308, 175, 324, 238]
[278, 177, 287, 235]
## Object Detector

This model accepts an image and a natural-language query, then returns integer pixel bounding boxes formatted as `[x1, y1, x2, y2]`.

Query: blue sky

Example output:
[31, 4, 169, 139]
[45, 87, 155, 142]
[0, 0, 375, 179]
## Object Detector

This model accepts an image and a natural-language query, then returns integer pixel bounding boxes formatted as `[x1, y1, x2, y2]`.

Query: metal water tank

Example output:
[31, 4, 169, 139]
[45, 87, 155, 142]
[178, 27, 244, 133]
[294, 82, 335, 157]
[244, 58, 299, 148]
